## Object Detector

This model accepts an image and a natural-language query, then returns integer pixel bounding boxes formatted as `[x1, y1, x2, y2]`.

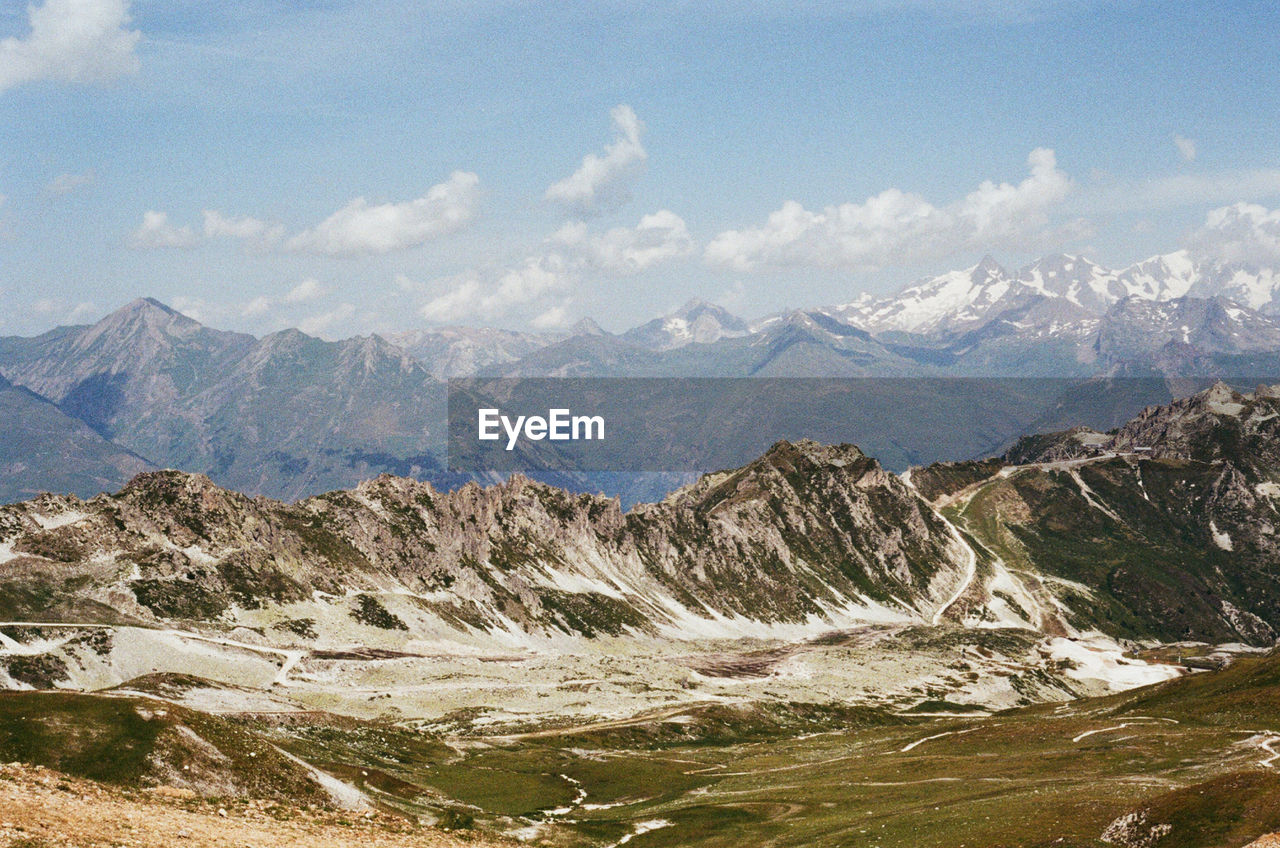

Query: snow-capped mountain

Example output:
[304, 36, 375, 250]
[620, 298, 750, 351]
[836, 251, 1280, 338]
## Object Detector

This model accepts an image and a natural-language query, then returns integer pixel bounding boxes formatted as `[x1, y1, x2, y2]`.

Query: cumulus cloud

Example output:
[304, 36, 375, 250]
[417, 211, 692, 325]
[46, 170, 94, 196]
[286, 171, 479, 256]
[545, 104, 647, 215]
[167, 295, 219, 324]
[203, 210, 284, 249]
[552, 209, 694, 272]
[128, 210, 198, 249]
[1186, 202, 1280, 265]
[705, 148, 1076, 272]
[239, 279, 327, 319]
[419, 277, 483, 323]
[0, 0, 141, 93]
[241, 296, 272, 318]
[1173, 134, 1197, 162]
[531, 304, 571, 330]
[283, 278, 325, 304]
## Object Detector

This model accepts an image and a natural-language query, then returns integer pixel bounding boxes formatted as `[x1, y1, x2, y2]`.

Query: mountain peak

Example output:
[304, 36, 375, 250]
[974, 254, 1007, 276]
[570, 317, 605, 337]
[106, 297, 189, 323]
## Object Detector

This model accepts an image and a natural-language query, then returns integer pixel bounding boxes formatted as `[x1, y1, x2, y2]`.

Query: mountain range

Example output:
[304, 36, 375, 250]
[3, 382, 1278, 650]
[5, 250, 1280, 503]
[3, 382, 1280, 845]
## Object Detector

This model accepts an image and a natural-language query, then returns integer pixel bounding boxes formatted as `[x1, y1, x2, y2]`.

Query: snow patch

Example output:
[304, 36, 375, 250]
[1255, 482, 1280, 499]
[610, 820, 673, 847]
[1209, 521, 1233, 551]
[31, 510, 88, 530]
[1047, 635, 1181, 692]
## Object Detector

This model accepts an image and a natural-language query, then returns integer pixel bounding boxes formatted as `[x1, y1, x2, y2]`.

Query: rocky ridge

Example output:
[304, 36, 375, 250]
[0, 440, 972, 648]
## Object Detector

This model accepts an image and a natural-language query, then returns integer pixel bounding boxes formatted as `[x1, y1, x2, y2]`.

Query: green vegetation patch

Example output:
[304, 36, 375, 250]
[351, 594, 408, 630]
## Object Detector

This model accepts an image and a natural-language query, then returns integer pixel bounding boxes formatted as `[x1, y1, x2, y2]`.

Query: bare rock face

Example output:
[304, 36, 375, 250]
[0, 440, 970, 642]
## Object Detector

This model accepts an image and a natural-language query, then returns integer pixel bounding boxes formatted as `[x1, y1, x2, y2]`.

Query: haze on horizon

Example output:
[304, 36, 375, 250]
[2, 0, 1279, 339]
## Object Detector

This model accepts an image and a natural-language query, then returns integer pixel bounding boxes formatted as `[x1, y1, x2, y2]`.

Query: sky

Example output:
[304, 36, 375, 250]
[2, 0, 1280, 338]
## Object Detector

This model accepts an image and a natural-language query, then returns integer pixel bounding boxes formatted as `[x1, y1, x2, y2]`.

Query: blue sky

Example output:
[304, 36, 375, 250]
[2, 0, 1279, 337]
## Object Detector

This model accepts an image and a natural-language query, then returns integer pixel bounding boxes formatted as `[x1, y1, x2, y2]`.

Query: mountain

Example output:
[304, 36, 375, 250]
[0, 440, 971, 642]
[0, 374, 154, 503]
[383, 326, 561, 379]
[0, 299, 447, 501]
[9, 383, 1280, 650]
[913, 381, 1280, 644]
[1095, 295, 1280, 364]
[835, 251, 1280, 339]
[620, 299, 750, 351]
[0, 298, 256, 437]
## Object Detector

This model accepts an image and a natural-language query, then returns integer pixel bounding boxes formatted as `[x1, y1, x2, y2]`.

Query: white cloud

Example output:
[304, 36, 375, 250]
[203, 209, 284, 249]
[553, 209, 694, 272]
[531, 304, 571, 330]
[1186, 202, 1280, 265]
[67, 301, 97, 322]
[0, 0, 141, 93]
[1173, 134, 1197, 162]
[489, 253, 574, 306]
[419, 277, 483, 323]
[46, 170, 94, 196]
[416, 210, 691, 325]
[283, 278, 325, 304]
[31, 297, 96, 323]
[238, 278, 327, 318]
[286, 171, 479, 256]
[545, 104, 647, 215]
[705, 148, 1075, 272]
[128, 210, 199, 249]
[168, 295, 219, 324]
[241, 296, 272, 317]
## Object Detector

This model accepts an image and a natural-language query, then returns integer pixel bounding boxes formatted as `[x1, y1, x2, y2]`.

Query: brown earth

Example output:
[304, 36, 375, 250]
[0, 763, 510, 848]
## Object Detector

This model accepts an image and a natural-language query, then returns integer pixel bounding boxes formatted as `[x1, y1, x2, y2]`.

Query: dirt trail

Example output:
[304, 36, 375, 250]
[0, 763, 511, 848]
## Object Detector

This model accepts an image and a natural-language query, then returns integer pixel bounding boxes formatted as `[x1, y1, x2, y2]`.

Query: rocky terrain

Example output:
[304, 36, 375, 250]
[0, 299, 446, 501]
[0, 439, 972, 644]
[0, 384, 1278, 843]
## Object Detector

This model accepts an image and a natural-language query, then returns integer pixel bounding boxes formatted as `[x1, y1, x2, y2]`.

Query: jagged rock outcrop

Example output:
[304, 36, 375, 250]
[0, 441, 971, 643]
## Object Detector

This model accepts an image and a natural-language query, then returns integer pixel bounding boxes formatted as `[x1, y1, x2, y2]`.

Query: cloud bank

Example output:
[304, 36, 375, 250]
[705, 148, 1077, 272]
[0, 0, 141, 93]
[417, 210, 692, 324]
[1187, 202, 1280, 265]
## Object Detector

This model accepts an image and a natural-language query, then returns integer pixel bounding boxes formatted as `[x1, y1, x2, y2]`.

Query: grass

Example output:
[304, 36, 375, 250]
[258, 653, 1280, 847]
[0, 691, 327, 804]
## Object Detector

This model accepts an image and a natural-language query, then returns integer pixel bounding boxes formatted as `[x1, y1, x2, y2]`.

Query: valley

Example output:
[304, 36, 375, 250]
[0, 383, 1279, 844]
